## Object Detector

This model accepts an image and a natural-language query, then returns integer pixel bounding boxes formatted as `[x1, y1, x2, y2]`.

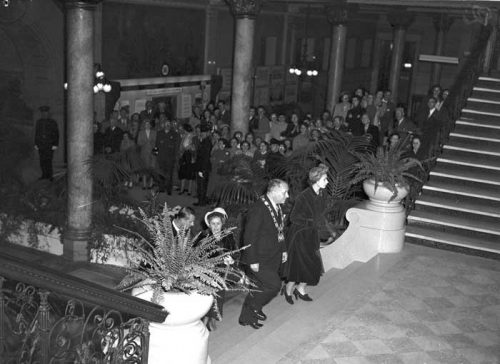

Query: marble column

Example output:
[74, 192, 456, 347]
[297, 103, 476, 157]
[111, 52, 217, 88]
[65, 0, 100, 261]
[388, 11, 414, 104]
[227, 0, 263, 134]
[93, 2, 106, 123]
[326, 5, 348, 114]
[431, 14, 454, 85]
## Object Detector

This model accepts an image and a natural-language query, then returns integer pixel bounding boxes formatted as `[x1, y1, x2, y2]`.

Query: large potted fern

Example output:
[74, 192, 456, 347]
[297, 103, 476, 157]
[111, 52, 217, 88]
[117, 204, 249, 364]
[351, 143, 423, 211]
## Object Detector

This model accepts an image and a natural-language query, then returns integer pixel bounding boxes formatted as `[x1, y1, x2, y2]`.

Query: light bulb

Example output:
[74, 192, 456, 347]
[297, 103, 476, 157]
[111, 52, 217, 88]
[97, 82, 103, 90]
[96, 71, 104, 78]
[93, 85, 99, 93]
[295, 69, 302, 76]
[64, 83, 68, 90]
[289, 68, 295, 74]
[103, 84, 112, 92]
[312, 70, 318, 76]
[306, 70, 313, 76]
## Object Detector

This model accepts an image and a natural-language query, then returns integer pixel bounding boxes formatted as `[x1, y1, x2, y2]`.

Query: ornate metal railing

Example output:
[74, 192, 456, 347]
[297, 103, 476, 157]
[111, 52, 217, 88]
[438, 24, 493, 152]
[0, 253, 167, 364]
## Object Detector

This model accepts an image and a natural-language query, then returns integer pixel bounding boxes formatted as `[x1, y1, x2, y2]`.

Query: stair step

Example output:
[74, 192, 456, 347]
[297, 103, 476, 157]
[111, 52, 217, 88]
[467, 97, 500, 106]
[408, 210, 500, 236]
[467, 99, 500, 114]
[432, 162, 500, 185]
[414, 201, 500, 226]
[476, 78, 500, 90]
[405, 224, 500, 255]
[462, 108, 500, 118]
[471, 88, 500, 102]
[446, 136, 500, 156]
[454, 123, 500, 139]
[457, 116, 500, 129]
[424, 177, 500, 201]
[450, 132, 500, 143]
[438, 149, 500, 170]
[416, 193, 500, 218]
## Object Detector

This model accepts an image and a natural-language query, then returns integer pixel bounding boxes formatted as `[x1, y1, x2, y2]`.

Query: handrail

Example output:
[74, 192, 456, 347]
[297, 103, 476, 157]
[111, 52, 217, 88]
[439, 24, 492, 148]
[0, 252, 167, 323]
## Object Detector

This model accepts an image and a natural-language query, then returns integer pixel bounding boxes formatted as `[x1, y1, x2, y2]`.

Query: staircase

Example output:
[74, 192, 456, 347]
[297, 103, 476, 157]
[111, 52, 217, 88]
[405, 76, 500, 257]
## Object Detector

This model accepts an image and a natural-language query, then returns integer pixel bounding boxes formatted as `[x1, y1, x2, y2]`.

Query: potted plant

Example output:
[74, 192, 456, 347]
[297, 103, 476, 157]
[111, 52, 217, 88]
[351, 141, 423, 210]
[116, 204, 250, 364]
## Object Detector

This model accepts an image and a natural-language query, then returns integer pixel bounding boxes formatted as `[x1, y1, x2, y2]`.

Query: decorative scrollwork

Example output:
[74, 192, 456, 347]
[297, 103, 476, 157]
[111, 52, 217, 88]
[0, 276, 150, 363]
[226, 0, 264, 19]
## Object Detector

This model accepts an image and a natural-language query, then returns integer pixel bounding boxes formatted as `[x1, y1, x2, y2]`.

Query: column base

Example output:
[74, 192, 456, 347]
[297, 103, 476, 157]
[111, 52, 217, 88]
[63, 227, 91, 262]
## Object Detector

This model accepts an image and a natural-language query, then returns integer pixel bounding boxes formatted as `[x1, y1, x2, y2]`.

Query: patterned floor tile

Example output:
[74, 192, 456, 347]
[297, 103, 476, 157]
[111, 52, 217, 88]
[398, 322, 434, 337]
[425, 321, 462, 335]
[303, 344, 331, 360]
[398, 351, 439, 364]
[411, 335, 452, 351]
[456, 347, 500, 364]
[340, 326, 376, 341]
[426, 350, 472, 364]
[369, 324, 408, 340]
[352, 340, 393, 356]
[320, 330, 350, 344]
[382, 337, 422, 353]
[446, 295, 481, 307]
[333, 357, 371, 364]
[441, 333, 476, 349]
[408, 309, 446, 322]
[365, 354, 404, 364]
[451, 317, 489, 333]
[422, 297, 455, 310]
[465, 331, 500, 347]
[322, 342, 361, 358]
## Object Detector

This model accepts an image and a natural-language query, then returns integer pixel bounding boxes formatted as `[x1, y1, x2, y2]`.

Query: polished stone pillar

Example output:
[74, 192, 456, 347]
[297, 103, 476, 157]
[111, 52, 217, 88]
[388, 11, 414, 104]
[227, 0, 263, 134]
[65, 0, 99, 261]
[93, 2, 106, 123]
[326, 5, 348, 114]
[431, 14, 454, 85]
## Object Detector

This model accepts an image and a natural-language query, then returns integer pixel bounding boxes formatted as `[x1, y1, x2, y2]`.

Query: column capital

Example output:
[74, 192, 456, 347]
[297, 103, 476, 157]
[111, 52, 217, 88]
[326, 5, 349, 25]
[226, 0, 264, 19]
[388, 10, 414, 30]
[65, 0, 102, 10]
[433, 14, 454, 33]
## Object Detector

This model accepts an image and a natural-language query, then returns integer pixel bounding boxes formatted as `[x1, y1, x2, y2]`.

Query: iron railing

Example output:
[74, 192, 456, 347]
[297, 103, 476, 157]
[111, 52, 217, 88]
[0, 253, 167, 364]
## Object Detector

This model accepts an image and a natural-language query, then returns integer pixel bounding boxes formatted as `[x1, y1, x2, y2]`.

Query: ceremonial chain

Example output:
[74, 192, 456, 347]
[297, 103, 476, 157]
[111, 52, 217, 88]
[261, 196, 285, 242]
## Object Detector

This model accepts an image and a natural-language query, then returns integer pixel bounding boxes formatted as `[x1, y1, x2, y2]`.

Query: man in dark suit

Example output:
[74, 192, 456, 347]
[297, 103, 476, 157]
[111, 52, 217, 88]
[103, 116, 124, 153]
[34, 106, 59, 181]
[194, 124, 212, 206]
[360, 113, 380, 149]
[218, 100, 231, 125]
[393, 106, 419, 142]
[239, 179, 289, 329]
[379, 90, 396, 144]
[415, 97, 443, 158]
[155, 119, 180, 194]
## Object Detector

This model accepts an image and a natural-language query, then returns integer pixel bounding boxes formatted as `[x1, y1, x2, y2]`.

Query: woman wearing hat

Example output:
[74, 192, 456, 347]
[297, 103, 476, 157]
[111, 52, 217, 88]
[199, 208, 237, 330]
[282, 164, 332, 303]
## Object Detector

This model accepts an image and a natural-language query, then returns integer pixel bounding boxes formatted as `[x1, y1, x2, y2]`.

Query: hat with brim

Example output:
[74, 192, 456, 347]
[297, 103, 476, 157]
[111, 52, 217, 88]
[204, 207, 228, 226]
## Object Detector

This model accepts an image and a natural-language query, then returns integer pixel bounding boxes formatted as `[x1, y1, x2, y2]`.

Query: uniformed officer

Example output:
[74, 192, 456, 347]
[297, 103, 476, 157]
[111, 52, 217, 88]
[34, 106, 59, 181]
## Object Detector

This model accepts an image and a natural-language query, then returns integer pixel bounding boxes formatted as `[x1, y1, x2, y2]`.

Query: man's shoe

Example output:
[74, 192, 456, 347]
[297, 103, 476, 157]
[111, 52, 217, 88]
[252, 309, 267, 321]
[238, 320, 263, 329]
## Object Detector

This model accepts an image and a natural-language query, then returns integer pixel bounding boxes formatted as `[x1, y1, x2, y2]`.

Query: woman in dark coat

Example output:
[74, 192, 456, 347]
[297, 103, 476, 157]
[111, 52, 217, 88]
[283, 164, 330, 303]
[199, 208, 237, 330]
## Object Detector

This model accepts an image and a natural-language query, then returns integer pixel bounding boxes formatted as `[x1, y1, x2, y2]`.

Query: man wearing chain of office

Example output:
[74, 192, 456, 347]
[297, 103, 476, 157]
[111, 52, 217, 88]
[239, 179, 289, 329]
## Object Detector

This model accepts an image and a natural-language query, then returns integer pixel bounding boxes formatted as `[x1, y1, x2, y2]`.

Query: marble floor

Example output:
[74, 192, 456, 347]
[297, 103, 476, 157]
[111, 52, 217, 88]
[209, 244, 500, 364]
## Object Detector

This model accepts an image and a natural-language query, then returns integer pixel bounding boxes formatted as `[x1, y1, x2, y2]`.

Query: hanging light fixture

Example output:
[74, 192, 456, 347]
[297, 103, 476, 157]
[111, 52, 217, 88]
[288, 5, 319, 78]
[93, 63, 112, 94]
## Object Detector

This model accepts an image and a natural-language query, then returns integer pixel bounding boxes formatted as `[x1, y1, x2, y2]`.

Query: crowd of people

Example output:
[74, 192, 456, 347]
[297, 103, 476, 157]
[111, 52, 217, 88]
[90, 83, 450, 206]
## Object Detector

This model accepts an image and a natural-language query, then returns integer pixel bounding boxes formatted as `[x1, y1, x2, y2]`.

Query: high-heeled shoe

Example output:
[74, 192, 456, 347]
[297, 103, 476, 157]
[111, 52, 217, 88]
[293, 289, 313, 302]
[281, 286, 294, 305]
[238, 319, 263, 329]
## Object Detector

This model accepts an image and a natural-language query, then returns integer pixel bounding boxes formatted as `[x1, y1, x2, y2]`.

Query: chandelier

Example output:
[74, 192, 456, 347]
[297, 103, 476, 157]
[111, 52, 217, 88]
[288, 5, 319, 78]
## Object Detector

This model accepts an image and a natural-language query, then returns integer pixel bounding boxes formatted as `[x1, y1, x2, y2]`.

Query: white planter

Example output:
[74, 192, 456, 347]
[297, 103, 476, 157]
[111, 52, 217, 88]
[363, 179, 409, 213]
[133, 287, 213, 364]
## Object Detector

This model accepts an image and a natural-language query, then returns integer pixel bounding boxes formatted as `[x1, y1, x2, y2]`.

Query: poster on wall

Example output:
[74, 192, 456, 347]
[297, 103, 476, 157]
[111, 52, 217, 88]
[255, 66, 270, 87]
[284, 83, 298, 104]
[220, 68, 233, 91]
[254, 86, 270, 106]
[180, 93, 192, 118]
[134, 99, 147, 113]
